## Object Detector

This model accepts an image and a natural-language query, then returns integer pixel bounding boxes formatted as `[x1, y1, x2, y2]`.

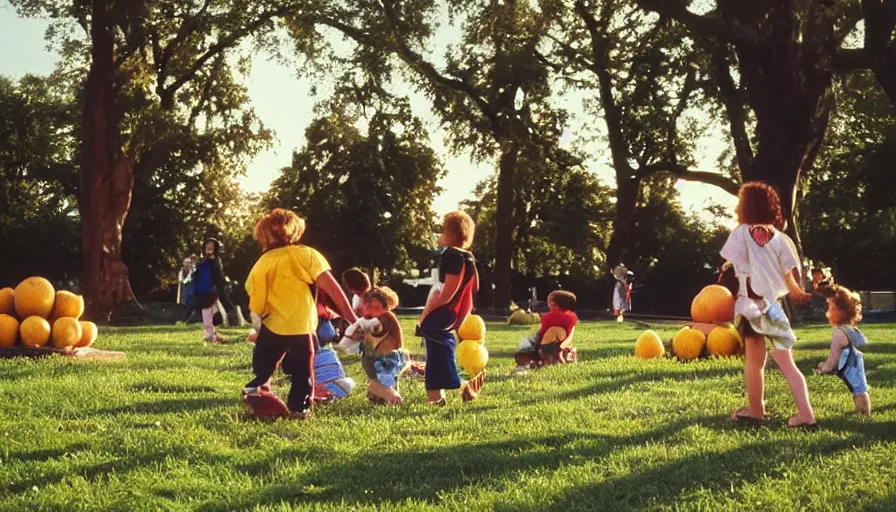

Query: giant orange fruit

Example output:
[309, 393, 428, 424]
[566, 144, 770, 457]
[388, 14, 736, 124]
[51, 291, 84, 320]
[20, 316, 51, 348]
[77, 321, 98, 348]
[0, 314, 19, 347]
[51, 317, 82, 349]
[0, 288, 14, 315]
[707, 324, 742, 357]
[457, 314, 486, 342]
[691, 285, 735, 323]
[672, 326, 706, 361]
[14, 277, 56, 319]
[634, 330, 665, 359]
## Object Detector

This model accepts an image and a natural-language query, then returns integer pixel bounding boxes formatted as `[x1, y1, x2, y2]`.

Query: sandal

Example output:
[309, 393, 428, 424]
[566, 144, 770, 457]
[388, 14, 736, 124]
[730, 407, 766, 423]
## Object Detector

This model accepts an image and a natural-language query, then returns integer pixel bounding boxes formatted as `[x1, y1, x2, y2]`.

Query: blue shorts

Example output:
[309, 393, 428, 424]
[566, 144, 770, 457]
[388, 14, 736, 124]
[837, 348, 869, 396]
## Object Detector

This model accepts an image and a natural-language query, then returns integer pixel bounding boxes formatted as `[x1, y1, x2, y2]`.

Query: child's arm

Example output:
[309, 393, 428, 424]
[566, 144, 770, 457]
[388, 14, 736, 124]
[817, 329, 849, 374]
[784, 268, 812, 306]
[315, 271, 359, 325]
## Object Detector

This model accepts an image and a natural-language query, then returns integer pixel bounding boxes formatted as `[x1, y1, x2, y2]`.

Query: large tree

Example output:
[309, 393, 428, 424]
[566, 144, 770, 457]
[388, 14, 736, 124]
[636, 0, 896, 250]
[543, 0, 740, 269]
[298, 0, 564, 310]
[11, 0, 300, 321]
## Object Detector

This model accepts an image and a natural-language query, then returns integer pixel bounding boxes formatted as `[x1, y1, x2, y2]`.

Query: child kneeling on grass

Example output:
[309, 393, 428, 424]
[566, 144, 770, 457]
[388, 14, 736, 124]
[514, 290, 579, 369]
[242, 208, 358, 418]
[340, 287, 409, 404]
[816, 284, 871, 416]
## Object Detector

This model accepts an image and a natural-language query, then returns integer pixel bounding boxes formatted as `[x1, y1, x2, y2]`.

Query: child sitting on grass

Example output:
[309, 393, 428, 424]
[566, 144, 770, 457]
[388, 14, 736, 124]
[514, 290, 579, 368]
[816, 284, 871, 416]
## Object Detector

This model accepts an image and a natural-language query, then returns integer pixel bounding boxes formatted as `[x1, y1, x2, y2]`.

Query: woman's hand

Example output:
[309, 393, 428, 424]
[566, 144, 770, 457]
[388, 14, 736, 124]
[790, 290, 812, 306]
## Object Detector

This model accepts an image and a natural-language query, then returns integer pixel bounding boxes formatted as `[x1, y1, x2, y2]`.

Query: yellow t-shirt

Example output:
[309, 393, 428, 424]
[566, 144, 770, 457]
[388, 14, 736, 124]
[245, 245, 331, 336]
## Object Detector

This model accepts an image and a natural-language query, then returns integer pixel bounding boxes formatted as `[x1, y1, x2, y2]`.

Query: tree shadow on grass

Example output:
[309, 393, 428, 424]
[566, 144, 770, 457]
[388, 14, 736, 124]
[94, 396, 235, 416]
[196, 411, 893, 512]
[539, 434, 882, 512]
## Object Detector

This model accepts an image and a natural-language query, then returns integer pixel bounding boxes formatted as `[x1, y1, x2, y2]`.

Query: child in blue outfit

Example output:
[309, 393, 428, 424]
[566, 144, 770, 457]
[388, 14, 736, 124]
[417, 211, 480, 405]
[816, 284, 871, 416]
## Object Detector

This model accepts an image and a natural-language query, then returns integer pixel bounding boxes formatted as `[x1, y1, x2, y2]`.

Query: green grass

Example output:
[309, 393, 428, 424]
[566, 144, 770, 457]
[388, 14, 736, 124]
[1, 318, 896, 511]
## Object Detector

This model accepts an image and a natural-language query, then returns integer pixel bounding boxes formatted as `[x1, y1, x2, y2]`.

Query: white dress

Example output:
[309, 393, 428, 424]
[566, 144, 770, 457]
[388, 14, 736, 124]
[720, 224, 801, 350]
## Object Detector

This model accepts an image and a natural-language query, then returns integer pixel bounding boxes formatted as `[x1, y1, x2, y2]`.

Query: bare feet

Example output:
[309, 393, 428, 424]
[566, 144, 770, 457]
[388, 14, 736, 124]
[786, 415, 818, 429]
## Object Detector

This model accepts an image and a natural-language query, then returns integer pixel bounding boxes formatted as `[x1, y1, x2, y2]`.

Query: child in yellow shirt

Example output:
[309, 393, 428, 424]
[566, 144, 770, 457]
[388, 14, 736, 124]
[242, 208, 358, 418]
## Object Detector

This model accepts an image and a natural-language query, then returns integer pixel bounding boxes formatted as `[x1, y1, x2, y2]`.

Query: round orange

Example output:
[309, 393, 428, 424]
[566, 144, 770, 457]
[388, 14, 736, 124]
[15, 277, 56, 319]
[20, 316, 52, 348]
[51, 291, 84, 320]
[691, 285, 735, 323]
[0, 288, 14, 316]
[77, 321, 98, 348]
[0, 314, 19, 347]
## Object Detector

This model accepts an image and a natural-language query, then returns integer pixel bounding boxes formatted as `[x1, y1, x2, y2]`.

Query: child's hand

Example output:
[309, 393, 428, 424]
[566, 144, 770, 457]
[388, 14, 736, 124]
[246, 328, 258, 343]
[816, 361, 832, 374]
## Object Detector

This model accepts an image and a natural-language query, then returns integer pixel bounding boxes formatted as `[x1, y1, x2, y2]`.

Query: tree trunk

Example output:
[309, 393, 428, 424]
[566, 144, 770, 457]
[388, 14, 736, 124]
[605, 175, 640, 274]
[493, 140, 519, 312]
[80, 0, 139, 322]
[728, 0, 835, 258]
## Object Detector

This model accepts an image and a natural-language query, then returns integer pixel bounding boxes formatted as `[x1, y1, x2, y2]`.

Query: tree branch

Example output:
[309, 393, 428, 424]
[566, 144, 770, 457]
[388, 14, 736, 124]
[378, 0, 505, 137]
[707, 43, 753, 178]
[574, 0, 632, 174]
[636, 0, 762, 46]
[161, 4, 297, 106]
[642, 162, 740, 195]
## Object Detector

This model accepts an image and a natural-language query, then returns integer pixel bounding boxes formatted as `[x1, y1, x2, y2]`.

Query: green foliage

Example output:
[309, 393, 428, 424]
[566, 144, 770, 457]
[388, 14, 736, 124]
[801, 71, 896, 290]
[462, 148, 615, 282]
[2, 319, 896, 510]
[265, 96, 444, 279]
[627, 177, 731, 315]
[0, 73, 80, 286]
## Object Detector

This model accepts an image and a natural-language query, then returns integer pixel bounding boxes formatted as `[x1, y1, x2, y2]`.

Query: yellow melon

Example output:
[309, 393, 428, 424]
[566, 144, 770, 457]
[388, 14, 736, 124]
[20, 316, 51, 348]
[691, 284, 735, 323]
[456, 339, 488, 376]
[0, 288, 14, 316]
[457, 314, 486, 342]
[507, 309, 538, 325]
[51, 317, 82, 349]
[77, 321, 98, 348]
[706, 324, 743, 357]
[672, 326, 706, 361]
[14, 277, 56, 319]
[634, 330, 665, 359]
[51, 291, 84, 320]
[0, 314, 19, 348]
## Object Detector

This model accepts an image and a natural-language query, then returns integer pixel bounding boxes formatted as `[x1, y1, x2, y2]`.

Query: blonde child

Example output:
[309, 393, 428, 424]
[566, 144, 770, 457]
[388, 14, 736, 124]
[348, 287, 410, 404]
[242, 208, 358, 417]
[417, 211, 480, 405]
[720, 181, 816, 428]
[816, 285, 871, 416]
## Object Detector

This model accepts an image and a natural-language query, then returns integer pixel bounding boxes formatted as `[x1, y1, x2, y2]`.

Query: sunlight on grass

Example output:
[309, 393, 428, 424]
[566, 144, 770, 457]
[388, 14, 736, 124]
[1, 319, 895, 511]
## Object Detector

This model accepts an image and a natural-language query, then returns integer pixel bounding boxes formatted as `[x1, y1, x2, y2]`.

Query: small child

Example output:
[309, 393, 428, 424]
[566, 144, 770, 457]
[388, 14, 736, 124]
[514, 290, 579, 368]
[345, 287, 409, 405]
[611, 264, 632, 322]
[816, 285, 871, 416]
[243, 208, 358, 418]
[417, 211, 480, 405]
[342, 268, 372, 318]
[720, 181, 816, 428]
[194, 238, 231, 344]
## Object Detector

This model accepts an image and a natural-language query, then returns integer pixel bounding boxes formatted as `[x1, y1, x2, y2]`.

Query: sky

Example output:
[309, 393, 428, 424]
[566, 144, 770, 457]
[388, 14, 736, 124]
[0, 2, 737, 221]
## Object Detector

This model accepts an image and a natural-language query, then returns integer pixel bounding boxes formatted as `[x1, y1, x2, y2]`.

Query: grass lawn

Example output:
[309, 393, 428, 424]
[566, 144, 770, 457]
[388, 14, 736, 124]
[1, 318, 895, 511]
